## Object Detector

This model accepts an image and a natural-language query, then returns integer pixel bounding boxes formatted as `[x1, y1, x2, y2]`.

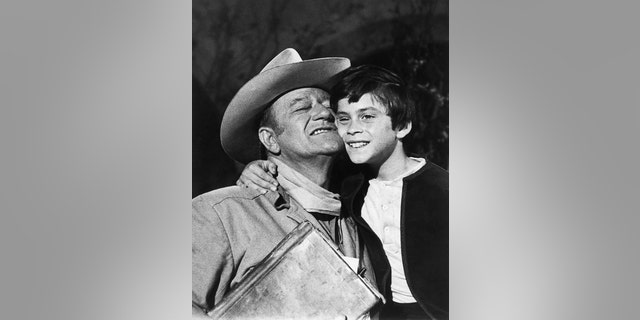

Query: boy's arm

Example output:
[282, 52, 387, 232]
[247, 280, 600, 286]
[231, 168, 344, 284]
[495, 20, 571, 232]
[236, 160, 279, 193]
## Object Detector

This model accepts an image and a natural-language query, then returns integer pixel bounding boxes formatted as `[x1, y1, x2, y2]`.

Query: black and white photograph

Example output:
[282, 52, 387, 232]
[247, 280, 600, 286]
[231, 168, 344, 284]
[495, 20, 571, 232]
[5, 0, 640, 319]
[192, 0, 449, 318]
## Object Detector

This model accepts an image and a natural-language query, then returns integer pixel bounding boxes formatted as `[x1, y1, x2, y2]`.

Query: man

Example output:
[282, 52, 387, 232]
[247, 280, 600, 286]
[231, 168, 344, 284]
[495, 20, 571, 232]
[192, 49, 379, 318]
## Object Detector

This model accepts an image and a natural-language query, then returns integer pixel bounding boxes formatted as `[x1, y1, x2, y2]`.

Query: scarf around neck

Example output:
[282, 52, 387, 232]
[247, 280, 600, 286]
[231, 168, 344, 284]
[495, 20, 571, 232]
[270, 158, 341, 216]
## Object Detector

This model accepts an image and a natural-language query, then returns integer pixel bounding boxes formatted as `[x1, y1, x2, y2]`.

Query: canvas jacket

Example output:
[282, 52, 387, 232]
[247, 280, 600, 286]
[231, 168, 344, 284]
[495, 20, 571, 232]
[192, 184, 377, 315]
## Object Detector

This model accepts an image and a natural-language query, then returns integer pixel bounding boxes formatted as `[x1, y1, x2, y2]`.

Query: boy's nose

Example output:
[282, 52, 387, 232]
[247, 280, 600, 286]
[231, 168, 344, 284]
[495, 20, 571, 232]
[346, 121, 363, 135]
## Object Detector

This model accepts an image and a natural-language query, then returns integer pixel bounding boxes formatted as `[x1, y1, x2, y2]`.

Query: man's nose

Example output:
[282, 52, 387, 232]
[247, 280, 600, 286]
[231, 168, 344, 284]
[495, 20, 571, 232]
[311, 103, 335, 122]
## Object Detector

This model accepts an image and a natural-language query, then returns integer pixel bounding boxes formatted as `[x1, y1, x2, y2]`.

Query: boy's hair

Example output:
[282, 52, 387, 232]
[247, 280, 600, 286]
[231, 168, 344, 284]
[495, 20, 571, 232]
[329, 65, 415, 131]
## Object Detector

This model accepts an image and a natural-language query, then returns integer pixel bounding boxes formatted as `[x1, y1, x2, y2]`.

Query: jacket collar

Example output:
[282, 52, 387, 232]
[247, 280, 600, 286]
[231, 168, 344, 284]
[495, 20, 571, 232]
[261, 185, 291, 211]
[261, 185, 327, 228]
[402, 157, 430, 182]
[340, 158, 433, 203]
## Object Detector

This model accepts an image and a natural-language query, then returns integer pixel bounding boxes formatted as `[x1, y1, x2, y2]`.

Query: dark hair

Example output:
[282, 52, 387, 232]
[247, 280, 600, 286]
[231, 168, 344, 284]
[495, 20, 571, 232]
[329, 65, 415, 131]
[258, 104, 283, 134]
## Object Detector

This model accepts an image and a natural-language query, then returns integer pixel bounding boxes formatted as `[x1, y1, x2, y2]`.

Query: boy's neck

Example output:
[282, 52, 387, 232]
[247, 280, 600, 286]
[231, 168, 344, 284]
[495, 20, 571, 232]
[371, 143, 414, 181]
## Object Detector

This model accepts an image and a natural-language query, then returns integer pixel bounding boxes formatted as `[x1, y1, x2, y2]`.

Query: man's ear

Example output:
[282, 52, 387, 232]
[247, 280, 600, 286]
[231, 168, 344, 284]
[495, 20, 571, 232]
[258, 127, 280, 154]
[396, 121, 412, 139]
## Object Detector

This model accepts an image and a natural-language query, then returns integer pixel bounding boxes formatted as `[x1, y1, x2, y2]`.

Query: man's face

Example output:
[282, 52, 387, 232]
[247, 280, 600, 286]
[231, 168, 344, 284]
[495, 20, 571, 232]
[335, 93, 405, 166]
[270, 88, 344, 162]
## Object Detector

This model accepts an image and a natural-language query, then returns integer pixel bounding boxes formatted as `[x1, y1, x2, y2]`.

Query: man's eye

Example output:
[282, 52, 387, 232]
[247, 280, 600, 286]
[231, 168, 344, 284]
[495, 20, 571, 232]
[295, 105, 311, 112]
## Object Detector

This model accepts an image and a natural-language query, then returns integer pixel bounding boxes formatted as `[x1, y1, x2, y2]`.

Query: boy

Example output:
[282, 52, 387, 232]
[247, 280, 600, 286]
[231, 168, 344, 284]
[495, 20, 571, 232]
[238, 65, 448, 320]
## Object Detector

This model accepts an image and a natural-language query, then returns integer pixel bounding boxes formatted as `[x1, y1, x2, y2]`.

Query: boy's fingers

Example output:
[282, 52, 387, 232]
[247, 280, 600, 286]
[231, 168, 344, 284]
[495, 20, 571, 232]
[240, 160, 278, 191]
[267, 162, 278, 177]
[237, 169, 264, 190]
[253, 170, 278, 191]
[247, 171, 274, 192]
[243, 180, 269, 194]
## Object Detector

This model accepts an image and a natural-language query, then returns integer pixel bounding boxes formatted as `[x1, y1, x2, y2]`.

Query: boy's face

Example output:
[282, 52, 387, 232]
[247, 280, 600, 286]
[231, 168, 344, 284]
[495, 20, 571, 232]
[335, 93, 409, 167]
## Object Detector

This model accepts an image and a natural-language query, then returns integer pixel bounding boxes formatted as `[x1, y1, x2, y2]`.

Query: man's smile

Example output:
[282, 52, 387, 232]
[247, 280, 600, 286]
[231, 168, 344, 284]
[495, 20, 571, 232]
[310, 126, 337, 136]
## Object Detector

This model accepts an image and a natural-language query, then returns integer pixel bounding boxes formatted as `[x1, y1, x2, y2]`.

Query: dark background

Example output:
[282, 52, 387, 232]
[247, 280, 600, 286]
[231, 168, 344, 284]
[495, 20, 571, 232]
[193, 0, 449, 197]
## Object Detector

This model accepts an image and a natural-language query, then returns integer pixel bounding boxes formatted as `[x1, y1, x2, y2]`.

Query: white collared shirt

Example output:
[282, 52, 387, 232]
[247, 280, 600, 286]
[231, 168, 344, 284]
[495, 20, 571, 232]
[361, 157, 426, 303]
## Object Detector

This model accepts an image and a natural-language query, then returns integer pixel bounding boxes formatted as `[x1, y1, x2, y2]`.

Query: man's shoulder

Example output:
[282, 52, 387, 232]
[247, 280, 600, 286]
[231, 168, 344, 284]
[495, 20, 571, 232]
[192, 186, 269, 212]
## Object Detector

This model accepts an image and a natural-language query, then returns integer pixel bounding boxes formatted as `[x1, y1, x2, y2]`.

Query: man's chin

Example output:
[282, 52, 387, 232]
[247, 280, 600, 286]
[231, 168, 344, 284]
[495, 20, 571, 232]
[315, 140, 343, 151]
[315, 146, 342, 157]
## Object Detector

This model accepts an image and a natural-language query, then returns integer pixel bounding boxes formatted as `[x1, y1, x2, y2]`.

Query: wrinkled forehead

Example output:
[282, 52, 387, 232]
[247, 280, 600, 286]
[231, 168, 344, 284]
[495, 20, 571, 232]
[273, 87, 330, 107]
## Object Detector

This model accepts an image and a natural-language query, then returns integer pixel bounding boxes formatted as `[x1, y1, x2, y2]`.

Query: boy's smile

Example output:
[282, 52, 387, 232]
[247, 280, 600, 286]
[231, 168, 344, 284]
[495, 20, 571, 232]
[346, 141, 369, 148]
[335, 93, 410, 167]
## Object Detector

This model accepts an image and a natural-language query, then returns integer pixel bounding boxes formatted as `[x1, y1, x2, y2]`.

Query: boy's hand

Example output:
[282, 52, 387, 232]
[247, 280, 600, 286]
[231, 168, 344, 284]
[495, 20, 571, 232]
[236, 160, 279, 193]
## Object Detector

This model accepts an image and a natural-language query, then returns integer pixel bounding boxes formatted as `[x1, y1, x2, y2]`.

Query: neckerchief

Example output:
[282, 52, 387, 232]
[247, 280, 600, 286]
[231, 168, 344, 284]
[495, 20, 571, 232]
[271, 158, 341, 216]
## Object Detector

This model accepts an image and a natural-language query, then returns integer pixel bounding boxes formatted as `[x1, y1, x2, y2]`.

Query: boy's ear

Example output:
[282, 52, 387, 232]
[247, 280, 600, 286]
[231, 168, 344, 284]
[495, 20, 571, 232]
[396, 121, 412, 139]
[258, 127, 280, 154]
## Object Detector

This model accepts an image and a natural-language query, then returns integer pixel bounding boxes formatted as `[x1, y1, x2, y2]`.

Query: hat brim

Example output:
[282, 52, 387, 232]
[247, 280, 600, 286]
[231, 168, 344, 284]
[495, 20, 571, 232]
[220, 57, 350, 164]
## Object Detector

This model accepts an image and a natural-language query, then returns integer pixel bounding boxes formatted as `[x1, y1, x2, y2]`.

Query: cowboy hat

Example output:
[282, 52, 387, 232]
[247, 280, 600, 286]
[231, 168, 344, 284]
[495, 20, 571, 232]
[220, 48, 350, 164]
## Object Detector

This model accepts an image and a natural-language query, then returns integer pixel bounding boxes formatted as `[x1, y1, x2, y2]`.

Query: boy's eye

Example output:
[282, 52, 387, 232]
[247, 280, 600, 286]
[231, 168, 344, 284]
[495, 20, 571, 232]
[336, 117, 350, 124]
[361, 114, 375, 120]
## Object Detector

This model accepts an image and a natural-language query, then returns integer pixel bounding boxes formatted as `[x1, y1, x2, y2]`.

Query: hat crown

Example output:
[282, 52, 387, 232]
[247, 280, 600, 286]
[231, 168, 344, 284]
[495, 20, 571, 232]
[260, 48, 303, 73]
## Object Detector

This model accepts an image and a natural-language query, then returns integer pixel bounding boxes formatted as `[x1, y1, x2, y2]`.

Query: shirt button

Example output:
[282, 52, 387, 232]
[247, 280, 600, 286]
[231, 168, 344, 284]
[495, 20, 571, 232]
[381, 204, 388, 210]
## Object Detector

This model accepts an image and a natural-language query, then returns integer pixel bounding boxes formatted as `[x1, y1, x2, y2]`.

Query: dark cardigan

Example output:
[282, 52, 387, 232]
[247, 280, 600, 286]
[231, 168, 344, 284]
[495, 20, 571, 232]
[341, 160, 449, 319]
